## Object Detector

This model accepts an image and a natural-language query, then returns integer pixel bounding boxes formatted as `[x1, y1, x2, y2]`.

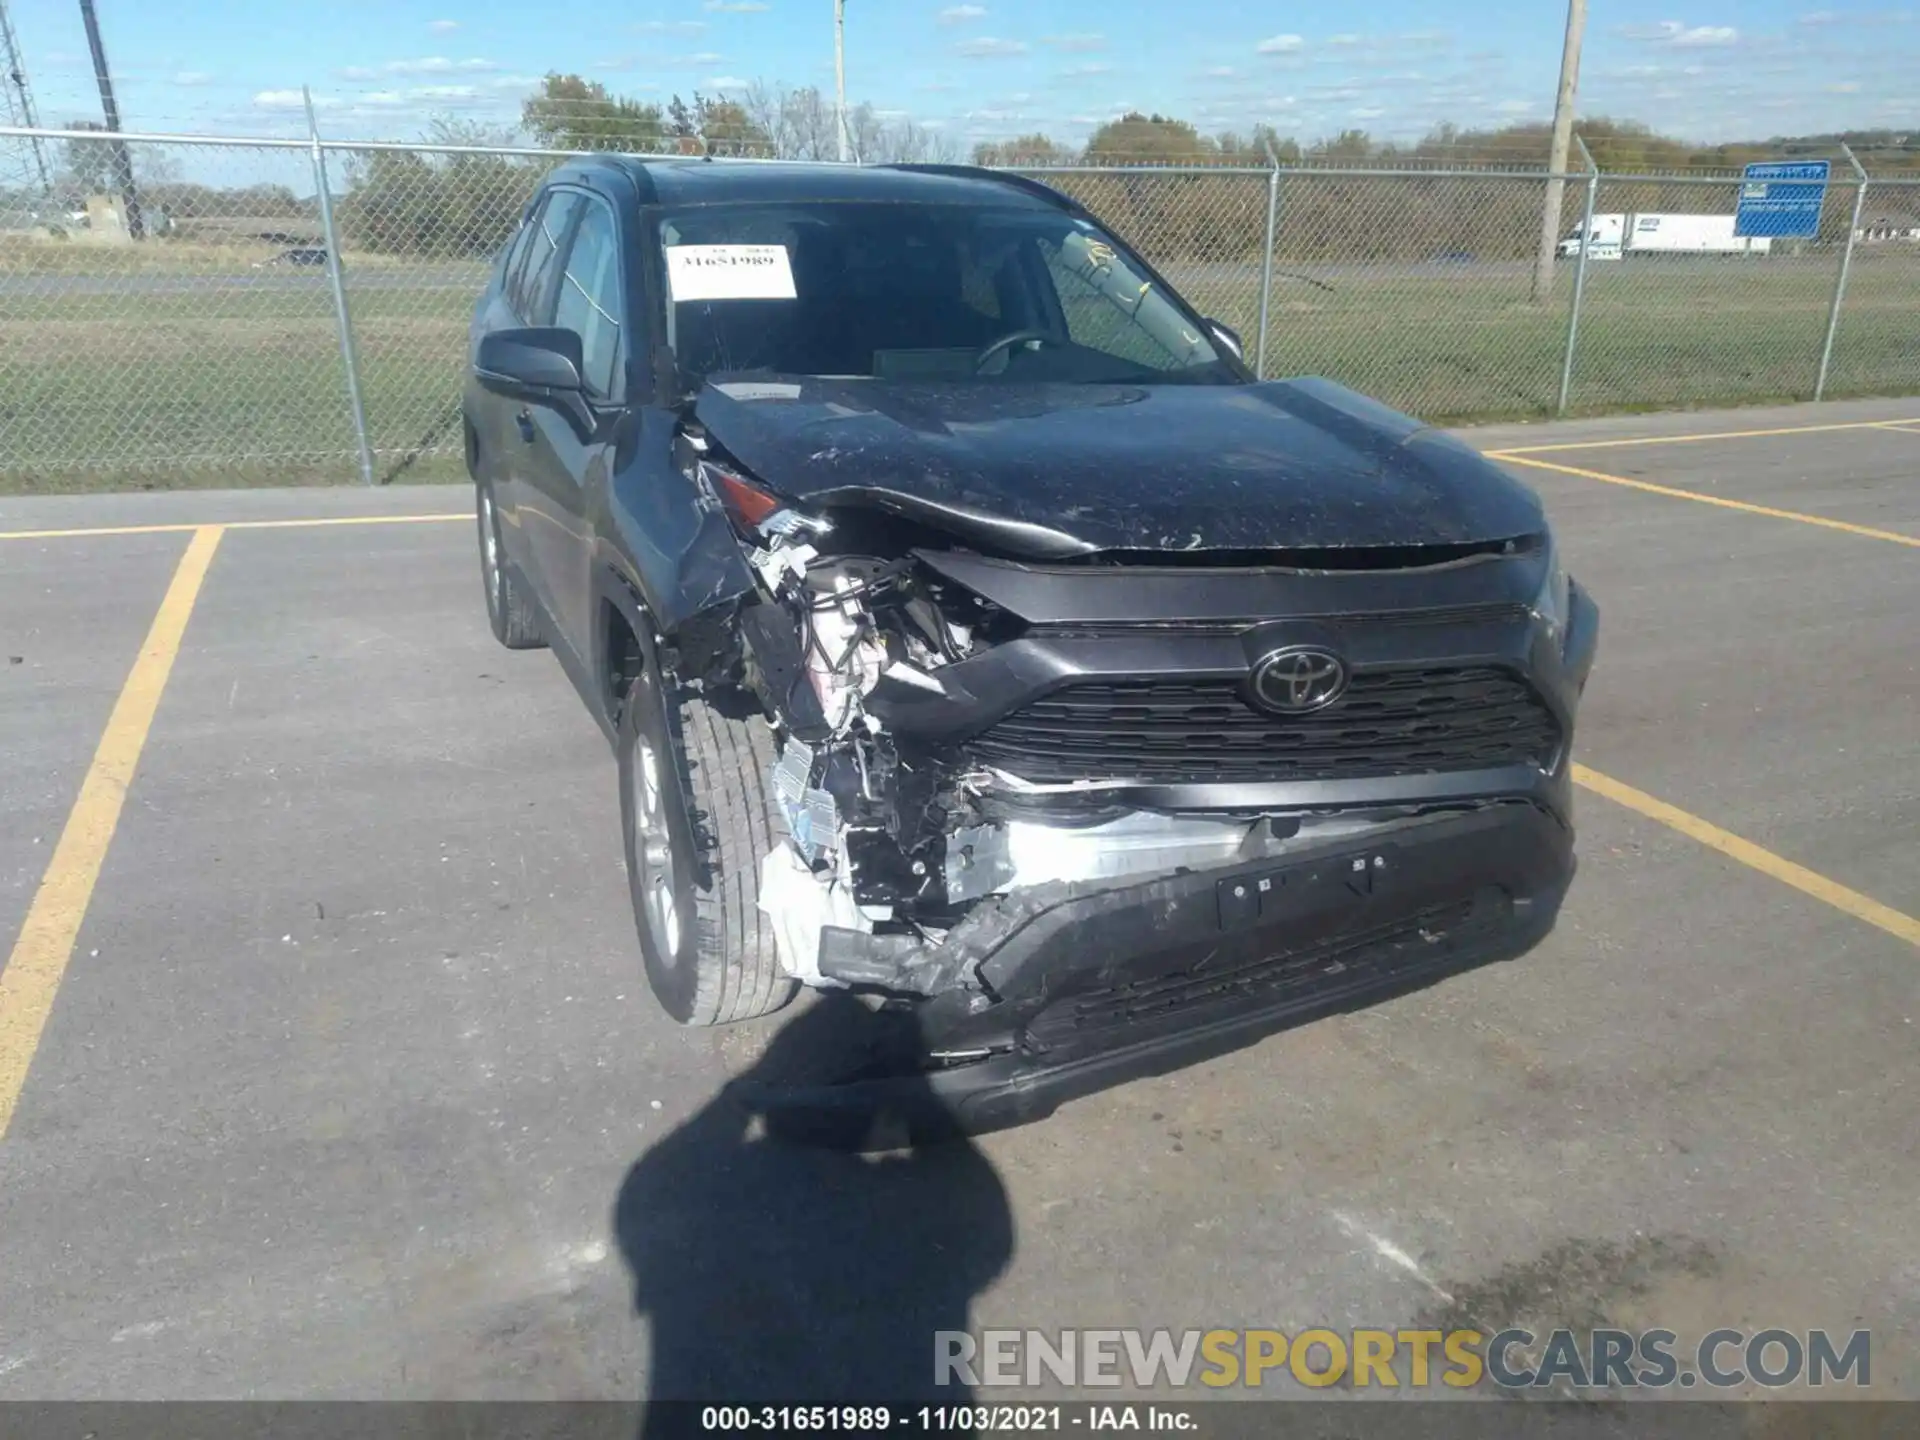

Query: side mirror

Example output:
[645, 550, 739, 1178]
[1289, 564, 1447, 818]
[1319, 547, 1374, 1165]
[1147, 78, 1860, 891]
[476, 327, 585, 401]
[1204, 317, 1243, 359]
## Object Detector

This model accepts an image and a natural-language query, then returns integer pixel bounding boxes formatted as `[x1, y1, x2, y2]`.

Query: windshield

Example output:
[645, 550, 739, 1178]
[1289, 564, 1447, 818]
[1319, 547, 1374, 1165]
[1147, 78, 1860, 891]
[655, 201, 1237, 389]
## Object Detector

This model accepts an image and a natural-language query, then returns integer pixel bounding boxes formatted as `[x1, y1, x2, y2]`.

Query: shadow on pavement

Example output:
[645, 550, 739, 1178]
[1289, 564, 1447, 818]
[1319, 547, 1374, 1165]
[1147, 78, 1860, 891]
[614, 993, 1015, 1432]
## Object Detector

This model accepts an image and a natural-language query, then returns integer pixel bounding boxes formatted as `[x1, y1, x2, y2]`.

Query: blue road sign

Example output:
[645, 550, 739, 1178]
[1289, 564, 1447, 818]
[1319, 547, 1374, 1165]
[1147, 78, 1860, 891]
[1736, 160, 1831, 238]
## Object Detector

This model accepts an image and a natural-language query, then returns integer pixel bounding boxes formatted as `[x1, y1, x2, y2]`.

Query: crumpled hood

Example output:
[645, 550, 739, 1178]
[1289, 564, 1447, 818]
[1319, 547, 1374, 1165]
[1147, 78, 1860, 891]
[692, 374, 1546, 560]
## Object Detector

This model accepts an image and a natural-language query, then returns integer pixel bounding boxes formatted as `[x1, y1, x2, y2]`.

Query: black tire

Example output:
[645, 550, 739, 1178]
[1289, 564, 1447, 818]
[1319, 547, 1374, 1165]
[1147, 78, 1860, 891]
[476, 479, 545, 651]
[618, 635, 798, 1027]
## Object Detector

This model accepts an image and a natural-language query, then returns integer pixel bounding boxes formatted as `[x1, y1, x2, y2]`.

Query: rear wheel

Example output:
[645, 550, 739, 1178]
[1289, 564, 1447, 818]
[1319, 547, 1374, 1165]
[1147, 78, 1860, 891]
[476, 480, 545, 650]
[618, 637, 797, 1027]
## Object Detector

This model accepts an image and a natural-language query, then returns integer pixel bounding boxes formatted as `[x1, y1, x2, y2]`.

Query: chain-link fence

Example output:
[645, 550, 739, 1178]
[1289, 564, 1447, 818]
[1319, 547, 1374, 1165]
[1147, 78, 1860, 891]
[3, 122, 1916, 490]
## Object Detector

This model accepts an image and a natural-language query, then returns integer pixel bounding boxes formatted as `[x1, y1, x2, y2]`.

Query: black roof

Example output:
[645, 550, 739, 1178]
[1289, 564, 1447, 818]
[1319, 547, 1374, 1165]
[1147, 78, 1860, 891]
[551, 155, 1076, 212]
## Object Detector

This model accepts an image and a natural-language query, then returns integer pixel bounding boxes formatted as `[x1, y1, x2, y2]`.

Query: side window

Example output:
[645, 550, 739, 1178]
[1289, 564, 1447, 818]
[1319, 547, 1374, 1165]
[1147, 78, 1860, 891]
[511, 190, 584, 323]
[957, 240, 1003, 322]
[498, 201, 539, 289]
[1036, 235, 1197, 371]
[552, 199, 624, 400]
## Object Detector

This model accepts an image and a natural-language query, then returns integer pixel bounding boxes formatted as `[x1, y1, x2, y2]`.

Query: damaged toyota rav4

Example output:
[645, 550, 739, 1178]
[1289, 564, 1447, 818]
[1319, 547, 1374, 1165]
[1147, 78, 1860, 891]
[464, 157, 1599, 1134]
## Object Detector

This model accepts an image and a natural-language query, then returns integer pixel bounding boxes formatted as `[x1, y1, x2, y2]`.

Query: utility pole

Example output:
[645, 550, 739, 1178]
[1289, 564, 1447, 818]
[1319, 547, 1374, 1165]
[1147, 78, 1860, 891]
[834, 0, 849, 162]
[78, 0, 142, 237]
[1531, 0, 1586, 303]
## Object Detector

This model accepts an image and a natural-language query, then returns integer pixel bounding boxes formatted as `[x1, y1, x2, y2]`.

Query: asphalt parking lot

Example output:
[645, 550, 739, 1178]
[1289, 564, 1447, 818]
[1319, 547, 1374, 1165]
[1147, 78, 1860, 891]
[1, 397, 1916, 1403]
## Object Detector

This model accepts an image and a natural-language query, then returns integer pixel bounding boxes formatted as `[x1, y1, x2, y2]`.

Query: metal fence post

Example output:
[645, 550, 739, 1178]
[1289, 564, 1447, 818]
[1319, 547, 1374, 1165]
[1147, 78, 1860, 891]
[305, 87, 376, 487]
[1556, 135, 1599, 416]
[1814, 144, 1868, 403]
[1255, 140, 1281, 380]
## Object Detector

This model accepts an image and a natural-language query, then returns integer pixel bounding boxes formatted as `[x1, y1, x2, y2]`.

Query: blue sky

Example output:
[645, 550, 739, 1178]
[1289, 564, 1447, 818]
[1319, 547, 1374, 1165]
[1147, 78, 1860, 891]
[9, 0, 1916, 152]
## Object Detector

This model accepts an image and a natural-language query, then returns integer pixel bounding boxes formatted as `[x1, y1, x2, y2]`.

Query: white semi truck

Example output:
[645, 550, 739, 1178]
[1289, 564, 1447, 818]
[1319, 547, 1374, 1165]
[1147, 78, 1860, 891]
[1559, 212, 1772, 259]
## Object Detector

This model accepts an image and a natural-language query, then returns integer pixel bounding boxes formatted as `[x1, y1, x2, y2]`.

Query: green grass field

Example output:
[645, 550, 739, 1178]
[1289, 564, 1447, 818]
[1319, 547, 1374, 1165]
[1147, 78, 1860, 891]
[1, 248, 1916, 494]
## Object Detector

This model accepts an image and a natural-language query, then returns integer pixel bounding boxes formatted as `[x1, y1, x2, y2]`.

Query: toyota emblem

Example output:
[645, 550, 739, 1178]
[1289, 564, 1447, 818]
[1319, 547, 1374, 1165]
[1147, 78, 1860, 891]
[1249, 646, 1349, 714]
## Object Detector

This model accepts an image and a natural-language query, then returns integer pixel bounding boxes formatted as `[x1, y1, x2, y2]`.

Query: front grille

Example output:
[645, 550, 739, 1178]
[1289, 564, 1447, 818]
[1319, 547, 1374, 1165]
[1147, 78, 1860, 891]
[1027, 898, 1491, 1044]
[1031, 604, 1531, 640]
[965, 666, 1560, 783]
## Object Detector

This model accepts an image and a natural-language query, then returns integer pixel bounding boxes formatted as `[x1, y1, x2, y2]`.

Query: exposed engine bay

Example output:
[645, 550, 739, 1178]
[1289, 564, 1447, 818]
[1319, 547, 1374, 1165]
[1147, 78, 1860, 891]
[665, 417, 1573, 1005]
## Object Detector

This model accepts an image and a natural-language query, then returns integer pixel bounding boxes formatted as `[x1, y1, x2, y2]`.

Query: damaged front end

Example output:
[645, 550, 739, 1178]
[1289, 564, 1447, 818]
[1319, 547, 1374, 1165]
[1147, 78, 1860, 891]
[667, 407, 1598, 1114]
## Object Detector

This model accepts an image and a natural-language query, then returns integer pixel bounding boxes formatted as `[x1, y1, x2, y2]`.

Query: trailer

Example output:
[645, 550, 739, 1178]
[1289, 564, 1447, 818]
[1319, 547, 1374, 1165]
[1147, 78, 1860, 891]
[1559, 212, 1772, 260]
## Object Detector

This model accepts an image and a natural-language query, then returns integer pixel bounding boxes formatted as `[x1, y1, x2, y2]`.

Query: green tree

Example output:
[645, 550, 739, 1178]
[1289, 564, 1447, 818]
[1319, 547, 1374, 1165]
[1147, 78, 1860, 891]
[973, 133, 1076, 166]
[521, 73, 667, 152]
[1085, 112, 1212, 165]
[692, 94, 775, 156]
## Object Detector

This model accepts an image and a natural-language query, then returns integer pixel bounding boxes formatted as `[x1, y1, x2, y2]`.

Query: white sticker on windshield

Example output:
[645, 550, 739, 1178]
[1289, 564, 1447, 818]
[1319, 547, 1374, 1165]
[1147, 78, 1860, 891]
[665, 244, 797, 302]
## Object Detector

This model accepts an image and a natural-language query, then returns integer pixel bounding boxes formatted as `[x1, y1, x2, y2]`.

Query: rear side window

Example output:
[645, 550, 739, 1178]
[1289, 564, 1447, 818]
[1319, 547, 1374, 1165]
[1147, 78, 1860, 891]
[552, 199, 624, 400]
[509, 190, 584, 323]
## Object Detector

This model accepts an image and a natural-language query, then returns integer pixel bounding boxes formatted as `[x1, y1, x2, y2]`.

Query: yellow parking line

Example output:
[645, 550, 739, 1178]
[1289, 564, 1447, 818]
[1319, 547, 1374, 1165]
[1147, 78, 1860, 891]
[1492, 453, 1920, 548]
[1497, 416, 1920, 455]
[0, 512, 470, 543]
[0, 526, 224, 1140]
[1872, 421, 1920, 435]
[1575, 764, 1920, 948]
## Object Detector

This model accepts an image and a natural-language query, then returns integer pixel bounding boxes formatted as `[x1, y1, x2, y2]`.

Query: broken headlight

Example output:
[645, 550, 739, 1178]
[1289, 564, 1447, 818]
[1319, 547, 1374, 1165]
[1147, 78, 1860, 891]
[1531, 532, 1572, 653]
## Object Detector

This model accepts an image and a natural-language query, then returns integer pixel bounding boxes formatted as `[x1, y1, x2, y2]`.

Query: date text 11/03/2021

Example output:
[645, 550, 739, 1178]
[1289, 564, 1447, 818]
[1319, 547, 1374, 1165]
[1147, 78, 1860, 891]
[699, 1406, 1196, 1432]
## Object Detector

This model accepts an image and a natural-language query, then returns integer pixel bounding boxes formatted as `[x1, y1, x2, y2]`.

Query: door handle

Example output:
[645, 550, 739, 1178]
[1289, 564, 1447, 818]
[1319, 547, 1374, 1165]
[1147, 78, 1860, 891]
[514, 409, 535, 443]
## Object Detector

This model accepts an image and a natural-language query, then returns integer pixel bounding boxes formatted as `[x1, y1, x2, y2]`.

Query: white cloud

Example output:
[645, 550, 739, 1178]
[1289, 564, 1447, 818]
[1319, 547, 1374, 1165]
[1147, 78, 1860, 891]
[382, 56, 499, 75]
[706, 74, 750, 89]
[1494, 98, 1532, 113]
[1327, 33, 1361, 46]
[173, 70, 213, 86]
[254, 90, 335, 110]
[967, 108, 1023, 120]
[339, 65, 378, 80]
[1352, 106, 1385, 118]
[1798, 10, 1838, 23]
[1828, 79, 1862, 92]
[1622, 21, 1740, 47]
[1262, 95, 1299, 108]
[488, 75, 543, 89]
[705, 1, 769, 10]
[357, 91, 410, 107]
[412, 84, 480, 99]
[938, 4, 987, 21]
[957, 36, 1028, 57]
[1041, 32, 1107, 51]
[919, 80, 959, 91]
[1205, 65, 1238, 78]
[1257, 34, 1305, 54]
[428, 18, 459, 32]
[633, 19, 707, 32]
[1062, 62, 1112, 76]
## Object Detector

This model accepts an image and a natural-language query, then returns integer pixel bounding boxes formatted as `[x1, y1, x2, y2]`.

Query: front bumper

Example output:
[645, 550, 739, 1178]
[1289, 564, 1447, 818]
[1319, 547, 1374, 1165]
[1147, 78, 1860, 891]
[739, 798, 1575, 1147]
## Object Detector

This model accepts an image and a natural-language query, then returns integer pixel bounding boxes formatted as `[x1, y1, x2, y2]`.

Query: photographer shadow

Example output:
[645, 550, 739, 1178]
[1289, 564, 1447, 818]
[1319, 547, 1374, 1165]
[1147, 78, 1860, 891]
[614, 993, 1015, 1433]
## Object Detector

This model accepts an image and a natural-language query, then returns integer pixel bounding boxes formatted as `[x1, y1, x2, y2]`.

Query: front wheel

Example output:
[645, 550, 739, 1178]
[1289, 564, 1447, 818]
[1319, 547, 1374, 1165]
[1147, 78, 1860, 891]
[476, 480, 545, 650]
[617, 639, 798, 1027]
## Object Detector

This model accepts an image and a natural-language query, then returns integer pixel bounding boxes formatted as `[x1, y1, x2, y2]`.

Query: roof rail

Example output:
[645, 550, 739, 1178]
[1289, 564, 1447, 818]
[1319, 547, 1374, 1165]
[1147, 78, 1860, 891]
[880, 162, 1085, 214]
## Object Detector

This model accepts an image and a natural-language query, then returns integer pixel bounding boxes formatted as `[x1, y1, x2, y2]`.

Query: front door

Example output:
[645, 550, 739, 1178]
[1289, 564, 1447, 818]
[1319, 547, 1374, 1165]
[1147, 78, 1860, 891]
[519, 192, 628, 660]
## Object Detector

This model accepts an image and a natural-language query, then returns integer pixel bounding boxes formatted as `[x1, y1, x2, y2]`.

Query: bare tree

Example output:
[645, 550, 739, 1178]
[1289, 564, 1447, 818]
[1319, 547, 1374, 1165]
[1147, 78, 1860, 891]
[736, 82, 956, 164]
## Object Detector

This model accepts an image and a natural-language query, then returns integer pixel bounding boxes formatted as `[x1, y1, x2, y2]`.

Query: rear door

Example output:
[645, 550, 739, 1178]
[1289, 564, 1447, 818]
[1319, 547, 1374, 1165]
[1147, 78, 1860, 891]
[520, 188, 628, 660]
